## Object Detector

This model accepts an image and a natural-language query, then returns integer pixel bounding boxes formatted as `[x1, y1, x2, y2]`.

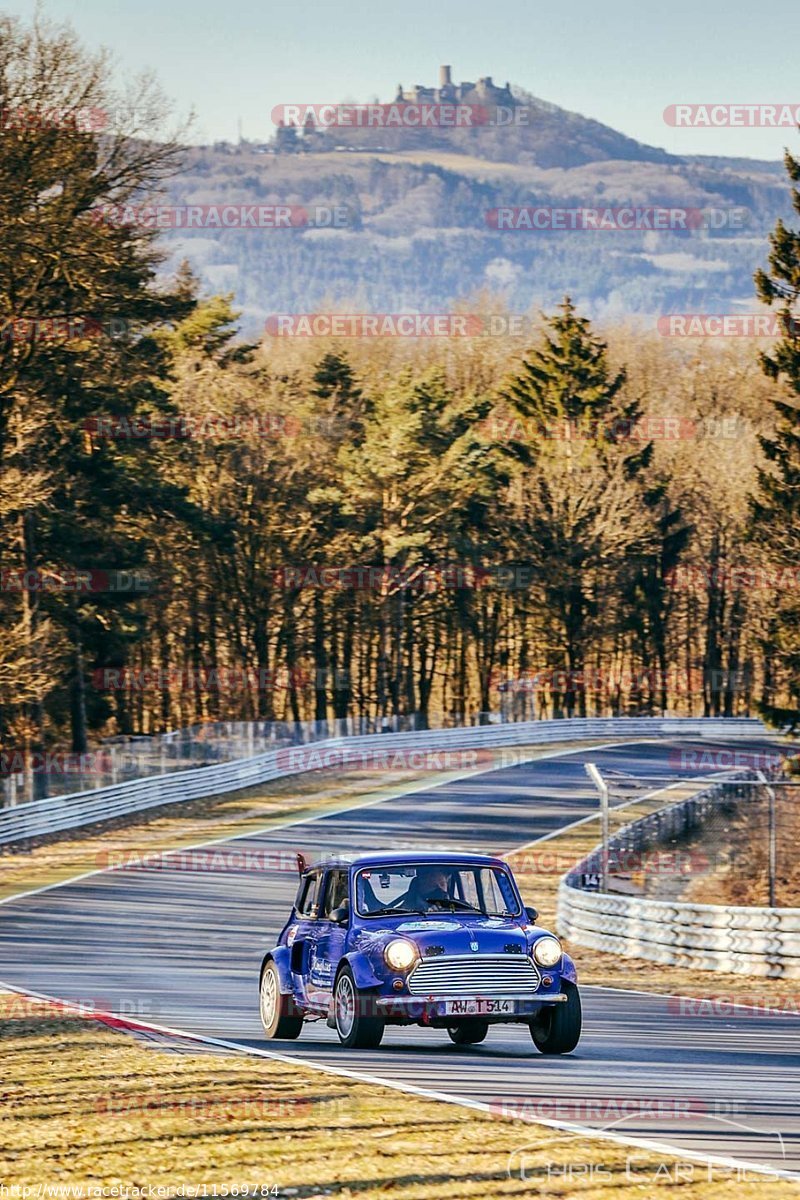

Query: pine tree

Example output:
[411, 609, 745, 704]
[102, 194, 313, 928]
[0, 13, 194, 768]
[752, 150, 800, 724]
[499, 298, 654, 717]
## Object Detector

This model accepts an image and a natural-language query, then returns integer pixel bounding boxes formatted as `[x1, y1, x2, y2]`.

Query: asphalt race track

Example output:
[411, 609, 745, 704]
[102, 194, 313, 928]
[2, 737, 799, 1179]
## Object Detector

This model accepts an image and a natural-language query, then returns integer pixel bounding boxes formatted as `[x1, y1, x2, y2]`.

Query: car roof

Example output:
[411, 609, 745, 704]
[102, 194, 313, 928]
[308, 850, 508, 871]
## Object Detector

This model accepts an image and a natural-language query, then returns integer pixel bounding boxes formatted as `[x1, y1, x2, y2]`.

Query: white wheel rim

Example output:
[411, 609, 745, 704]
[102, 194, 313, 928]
[260, 968, 277, 1028]
[336, 975, 355, 1038]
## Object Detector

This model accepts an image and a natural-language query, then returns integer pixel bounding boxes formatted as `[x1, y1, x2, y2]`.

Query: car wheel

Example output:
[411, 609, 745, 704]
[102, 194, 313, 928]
[260, 960, 303, 1040]
[334, 965, 384, 1048]
[530, 980, 581, 1054]
[446, 1020, 489, 1045]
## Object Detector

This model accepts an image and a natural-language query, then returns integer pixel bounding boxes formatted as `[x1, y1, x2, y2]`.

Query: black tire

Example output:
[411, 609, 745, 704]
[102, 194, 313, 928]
[447, 1020, 489, 1046]
[260, 960, 303, 1040]
[334, 965, 385, 1048]
[530, 980, 581, 1054]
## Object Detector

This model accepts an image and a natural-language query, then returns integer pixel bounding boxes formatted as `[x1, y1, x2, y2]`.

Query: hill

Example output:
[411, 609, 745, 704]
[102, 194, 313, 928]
[153, 84, 792, 336]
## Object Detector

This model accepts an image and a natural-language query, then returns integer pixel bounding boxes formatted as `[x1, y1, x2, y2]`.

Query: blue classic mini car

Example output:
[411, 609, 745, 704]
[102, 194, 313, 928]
[259, 850, 581, 1052]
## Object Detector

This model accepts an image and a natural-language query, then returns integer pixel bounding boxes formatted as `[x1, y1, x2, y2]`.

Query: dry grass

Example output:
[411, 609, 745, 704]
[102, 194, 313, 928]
[678, 784, 799, 910]
[1, 995, 796, 1198]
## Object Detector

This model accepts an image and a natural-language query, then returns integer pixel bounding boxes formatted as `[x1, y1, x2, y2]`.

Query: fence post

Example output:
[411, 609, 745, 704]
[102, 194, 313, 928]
[585, 762, 609, 893]
[756, 769, 777, 908]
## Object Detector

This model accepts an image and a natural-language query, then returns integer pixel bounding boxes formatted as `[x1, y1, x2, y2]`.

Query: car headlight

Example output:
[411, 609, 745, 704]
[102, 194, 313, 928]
[532, 936, 562, 968]
[384, 938, 418, 971]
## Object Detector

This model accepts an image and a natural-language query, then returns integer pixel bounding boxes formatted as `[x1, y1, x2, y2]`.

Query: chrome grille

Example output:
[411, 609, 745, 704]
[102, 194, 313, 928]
[407, 954, 540, 996]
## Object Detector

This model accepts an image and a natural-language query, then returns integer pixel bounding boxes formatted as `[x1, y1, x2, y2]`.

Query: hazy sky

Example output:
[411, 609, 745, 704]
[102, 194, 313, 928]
[12, 0, 800, 160]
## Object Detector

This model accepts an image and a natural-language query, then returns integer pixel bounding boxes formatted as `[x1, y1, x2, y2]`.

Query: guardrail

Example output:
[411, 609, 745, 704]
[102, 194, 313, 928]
[557, 770, 800, 978]
[1, 712, 444, 806]
[0, 715, 767, 849]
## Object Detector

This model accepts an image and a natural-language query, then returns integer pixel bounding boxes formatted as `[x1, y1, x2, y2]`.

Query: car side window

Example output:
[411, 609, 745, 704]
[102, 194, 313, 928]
[322, 870, 349, 918]
[479, 868, 520, 915]
[296, 872, 320, 917]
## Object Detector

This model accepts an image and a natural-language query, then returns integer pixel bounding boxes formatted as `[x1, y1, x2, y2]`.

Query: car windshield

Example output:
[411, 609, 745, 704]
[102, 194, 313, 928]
[354, 863, 520, 918]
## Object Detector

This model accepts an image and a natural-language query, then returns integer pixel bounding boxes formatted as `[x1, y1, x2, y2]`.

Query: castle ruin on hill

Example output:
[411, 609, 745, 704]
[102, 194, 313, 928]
[273, 66, 517, 152]
[395, 65, 514, 110]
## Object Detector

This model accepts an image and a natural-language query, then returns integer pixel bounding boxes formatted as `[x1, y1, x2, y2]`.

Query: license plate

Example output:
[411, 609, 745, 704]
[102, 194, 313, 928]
[444, 999, 514, 1015]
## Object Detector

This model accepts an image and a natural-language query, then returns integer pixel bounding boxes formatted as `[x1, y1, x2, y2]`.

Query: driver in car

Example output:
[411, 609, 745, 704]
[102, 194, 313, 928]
[398, 866, 451, 911]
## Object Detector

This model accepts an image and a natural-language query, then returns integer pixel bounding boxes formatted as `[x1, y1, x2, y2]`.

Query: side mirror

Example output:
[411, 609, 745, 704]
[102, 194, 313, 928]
[524, 905, 539, 924]
[330, 900, 350, 924]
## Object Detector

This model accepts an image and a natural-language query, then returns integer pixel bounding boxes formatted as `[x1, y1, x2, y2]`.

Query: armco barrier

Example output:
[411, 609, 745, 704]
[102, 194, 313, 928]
[1, 713, 446, 806]
[0, 716, 767, 849]
[557, 770, 800, 978]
